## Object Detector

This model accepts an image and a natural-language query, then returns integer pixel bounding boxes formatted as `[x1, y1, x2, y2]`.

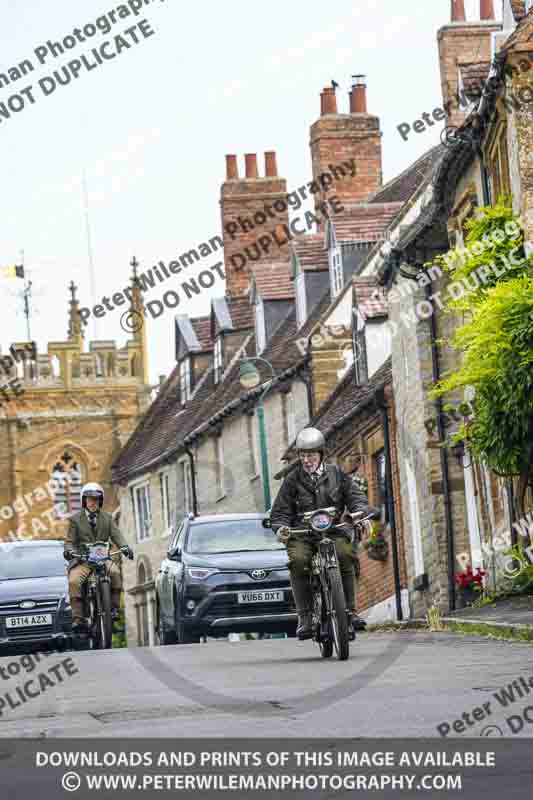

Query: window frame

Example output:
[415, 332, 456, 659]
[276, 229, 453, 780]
[255, 296, 266, 354]
[246, 413, 260, 478]
[132, 482, 152, 542]
[214, 335, 223, 384]
[214, 435, 225, 500]
[159, 471, 171, 535]
[179, 357, 191, 404]
[373, 448, 388, 523]
[329, 245, 343, 298]
[295, 271, 307, 329]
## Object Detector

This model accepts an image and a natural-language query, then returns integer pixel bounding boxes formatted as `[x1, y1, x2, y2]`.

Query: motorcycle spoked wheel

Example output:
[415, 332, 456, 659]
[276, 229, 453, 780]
[97, 580, 113, 649]
[326, 566, 350, 661]
[313, 588, 333, 659]
[88, 580, 113, 649]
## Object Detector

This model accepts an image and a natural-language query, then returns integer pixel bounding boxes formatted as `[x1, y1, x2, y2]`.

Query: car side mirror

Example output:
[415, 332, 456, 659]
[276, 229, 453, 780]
[167, 548, 182, 562]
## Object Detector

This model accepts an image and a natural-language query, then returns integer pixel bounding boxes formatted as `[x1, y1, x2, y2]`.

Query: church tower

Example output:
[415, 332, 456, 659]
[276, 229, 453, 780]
[0, 265, 151, 542]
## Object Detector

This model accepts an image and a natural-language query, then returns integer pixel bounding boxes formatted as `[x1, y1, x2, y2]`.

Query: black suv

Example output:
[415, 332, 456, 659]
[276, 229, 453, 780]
[155, 513, 296, 643]
[0, 540, 72, 652]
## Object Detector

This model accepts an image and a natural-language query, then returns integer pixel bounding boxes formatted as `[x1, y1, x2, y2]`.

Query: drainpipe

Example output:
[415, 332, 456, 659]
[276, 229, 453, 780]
[426, 284, 456, 612]
[374, 386, 403, 621]
[184, 445, 198, 517]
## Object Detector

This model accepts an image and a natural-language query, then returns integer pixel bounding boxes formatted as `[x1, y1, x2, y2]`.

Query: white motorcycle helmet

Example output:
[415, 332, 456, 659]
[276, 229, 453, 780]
[81, 482, 104, 510]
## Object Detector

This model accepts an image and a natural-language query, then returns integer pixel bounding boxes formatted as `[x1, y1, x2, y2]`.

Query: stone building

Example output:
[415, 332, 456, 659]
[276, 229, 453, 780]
[0, 275, 151, 545]
[359, 0, 533, 616]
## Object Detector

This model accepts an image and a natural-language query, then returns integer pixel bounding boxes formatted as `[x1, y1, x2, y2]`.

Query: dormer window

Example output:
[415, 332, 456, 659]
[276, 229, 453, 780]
[295, 272, 307, 329]
[179, 357, 191, 404]
[330, 246, 343, 298]
[255, 297, 266, 354]
[214, 335, 223, 384]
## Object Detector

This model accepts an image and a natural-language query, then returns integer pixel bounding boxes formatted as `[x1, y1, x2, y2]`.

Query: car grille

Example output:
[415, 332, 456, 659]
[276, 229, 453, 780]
[4, 624, 55, 640]
[208, 594, 295, 619]
[213, 579, 290, 593]
[0, 598, 59, 613]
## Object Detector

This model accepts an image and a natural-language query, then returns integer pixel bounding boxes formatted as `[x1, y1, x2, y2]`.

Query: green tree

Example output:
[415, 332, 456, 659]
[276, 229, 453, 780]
[430, 200, 533, 521]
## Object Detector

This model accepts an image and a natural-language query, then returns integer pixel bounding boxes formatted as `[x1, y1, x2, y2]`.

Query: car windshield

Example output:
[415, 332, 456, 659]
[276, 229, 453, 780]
[187, 519, 284, 554]
[0, 545, 66, 580]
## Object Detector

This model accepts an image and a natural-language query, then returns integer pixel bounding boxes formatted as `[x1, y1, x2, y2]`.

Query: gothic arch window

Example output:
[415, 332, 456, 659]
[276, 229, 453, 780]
[107, 353, 115, 377]
[51, 451, 84, 518]
[131, 355, 138, 377]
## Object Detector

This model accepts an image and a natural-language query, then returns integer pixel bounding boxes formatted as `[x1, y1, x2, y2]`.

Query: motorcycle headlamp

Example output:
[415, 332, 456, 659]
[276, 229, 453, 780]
[309, 510, 334, 532]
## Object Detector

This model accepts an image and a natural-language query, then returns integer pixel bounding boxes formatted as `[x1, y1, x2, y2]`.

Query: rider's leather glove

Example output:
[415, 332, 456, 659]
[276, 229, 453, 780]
[63, 548, 74, 561]
[121, 545, 134, 560]
[276, 526, 290, 544]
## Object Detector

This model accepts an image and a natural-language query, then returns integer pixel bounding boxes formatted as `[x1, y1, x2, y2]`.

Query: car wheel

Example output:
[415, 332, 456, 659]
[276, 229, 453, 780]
[157, 611, 177, 646]
[176, 618, 200, 644]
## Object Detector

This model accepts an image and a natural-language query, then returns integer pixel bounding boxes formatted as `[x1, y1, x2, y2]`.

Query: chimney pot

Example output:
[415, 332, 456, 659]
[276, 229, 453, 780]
[225, 154, 238, 180]
[321, 86, 338, 115]
[480, 0, 495, 20]
[350, 75, 367, 113]
[245, 153, 258, 179]
[451, 0, 466, 21]
[264, 151, 278, 177]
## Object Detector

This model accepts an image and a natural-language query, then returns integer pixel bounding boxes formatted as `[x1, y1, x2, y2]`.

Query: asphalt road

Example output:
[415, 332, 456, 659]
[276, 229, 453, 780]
[1, 631, 533, 739]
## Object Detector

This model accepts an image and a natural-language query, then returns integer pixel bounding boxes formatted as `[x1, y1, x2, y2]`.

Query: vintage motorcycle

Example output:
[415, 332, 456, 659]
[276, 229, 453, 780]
[282, 507, 375, 661]
[70, 541, 132, 650]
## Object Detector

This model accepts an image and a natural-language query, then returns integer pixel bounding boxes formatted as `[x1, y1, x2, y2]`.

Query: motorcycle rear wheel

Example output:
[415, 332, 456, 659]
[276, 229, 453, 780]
[96, 581, 113, 650]
[327, 567, 350, 661]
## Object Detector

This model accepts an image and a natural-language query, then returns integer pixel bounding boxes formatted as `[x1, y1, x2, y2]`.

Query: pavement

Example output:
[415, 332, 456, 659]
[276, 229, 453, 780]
[444, 594, 533, 629]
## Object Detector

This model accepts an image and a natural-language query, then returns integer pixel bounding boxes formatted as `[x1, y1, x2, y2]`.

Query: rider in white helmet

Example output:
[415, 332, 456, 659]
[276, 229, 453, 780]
[270, 427, 378, 639]
[64, 482, 133, 632]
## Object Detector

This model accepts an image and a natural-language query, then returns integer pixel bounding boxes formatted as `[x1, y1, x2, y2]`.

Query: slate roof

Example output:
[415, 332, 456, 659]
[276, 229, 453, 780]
[252, 262, 294, 301]
[310, 357, 392, 440]
[112, 287, 333, 483]
[366, 145, 445, 205]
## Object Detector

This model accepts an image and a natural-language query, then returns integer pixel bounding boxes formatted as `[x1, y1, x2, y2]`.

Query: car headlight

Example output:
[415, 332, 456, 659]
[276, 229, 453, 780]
[187, 567, 219, 580]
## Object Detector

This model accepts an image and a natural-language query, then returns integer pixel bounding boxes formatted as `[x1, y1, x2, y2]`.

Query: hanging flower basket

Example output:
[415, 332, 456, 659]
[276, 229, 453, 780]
[364, 535, 389, 562]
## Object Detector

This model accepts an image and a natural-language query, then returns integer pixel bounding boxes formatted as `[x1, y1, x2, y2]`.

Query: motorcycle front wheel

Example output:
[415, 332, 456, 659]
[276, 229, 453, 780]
[327, 567, 350, 661]
[313, 587, 333, 658]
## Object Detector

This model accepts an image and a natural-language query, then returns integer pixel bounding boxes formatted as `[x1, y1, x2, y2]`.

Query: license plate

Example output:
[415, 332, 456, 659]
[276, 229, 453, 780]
[238, 590, 284, 604]
[5, 614, 52, 629]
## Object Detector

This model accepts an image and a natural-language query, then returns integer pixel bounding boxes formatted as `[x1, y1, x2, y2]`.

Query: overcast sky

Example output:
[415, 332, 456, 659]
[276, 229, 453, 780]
[0, 0, 500, 384]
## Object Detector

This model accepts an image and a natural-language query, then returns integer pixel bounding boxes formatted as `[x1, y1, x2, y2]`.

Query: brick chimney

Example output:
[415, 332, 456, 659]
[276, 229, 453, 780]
[451, 0, 466, 22]
[480, 0, 495, 20]
[438, 3, 500, 128]
[309, 78, 383, 224]
[220, 152, 290, 297]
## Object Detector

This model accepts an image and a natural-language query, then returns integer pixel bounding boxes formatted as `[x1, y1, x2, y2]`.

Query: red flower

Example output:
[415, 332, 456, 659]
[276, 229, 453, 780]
[455, 565, 486, 589]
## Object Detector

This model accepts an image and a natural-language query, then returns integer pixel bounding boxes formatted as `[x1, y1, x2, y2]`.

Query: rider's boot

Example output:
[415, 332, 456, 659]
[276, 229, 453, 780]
[296, 611, 313, 640]
[290, 573, 313, 640]
[71, 598, 87, 634]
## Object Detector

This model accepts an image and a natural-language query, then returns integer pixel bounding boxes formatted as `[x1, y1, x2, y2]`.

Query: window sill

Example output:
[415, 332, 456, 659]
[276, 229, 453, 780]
[216, 493, 227, 503]
[250, 474, 260, 483]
